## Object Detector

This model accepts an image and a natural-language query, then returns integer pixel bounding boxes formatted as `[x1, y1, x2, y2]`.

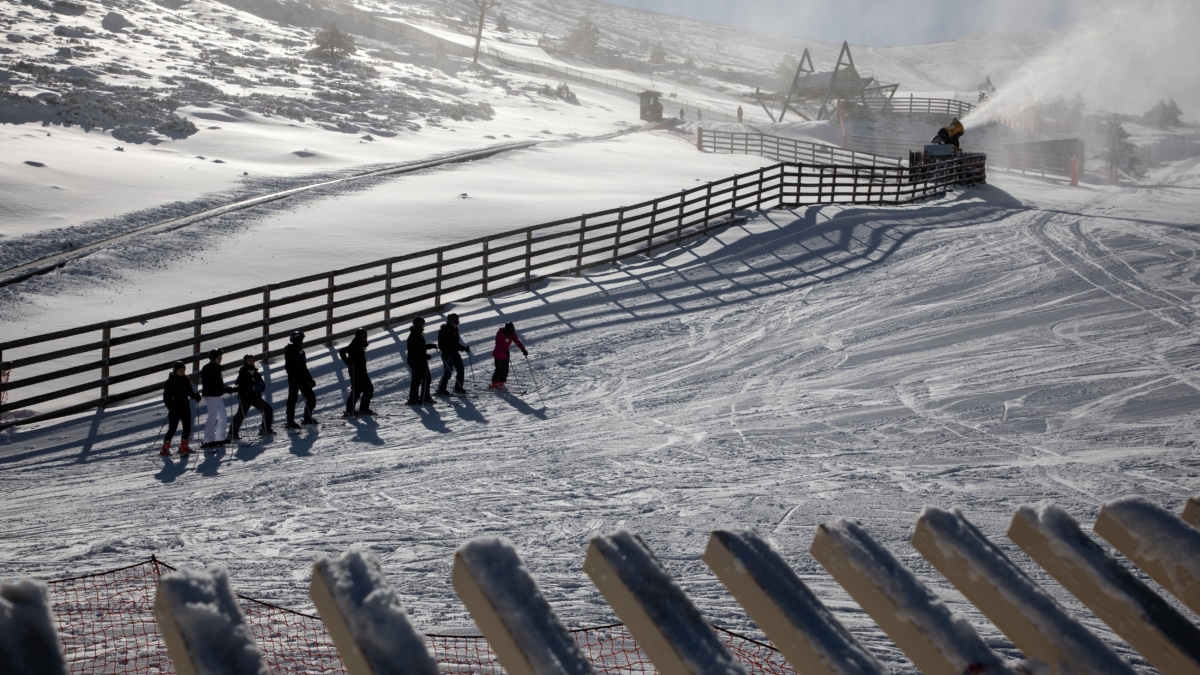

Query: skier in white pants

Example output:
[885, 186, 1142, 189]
[199, 349, 236, 447]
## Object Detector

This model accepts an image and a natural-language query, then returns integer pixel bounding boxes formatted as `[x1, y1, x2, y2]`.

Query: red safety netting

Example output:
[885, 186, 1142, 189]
[47, 557, 796, 675]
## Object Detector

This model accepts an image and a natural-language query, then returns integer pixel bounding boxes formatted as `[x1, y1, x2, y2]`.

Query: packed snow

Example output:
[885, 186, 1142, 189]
[3, 0, 1200, 673]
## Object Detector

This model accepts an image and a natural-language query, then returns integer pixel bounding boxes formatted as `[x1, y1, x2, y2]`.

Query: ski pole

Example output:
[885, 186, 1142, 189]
[468, 350, 477, 389]
[522, 353, 546, 409]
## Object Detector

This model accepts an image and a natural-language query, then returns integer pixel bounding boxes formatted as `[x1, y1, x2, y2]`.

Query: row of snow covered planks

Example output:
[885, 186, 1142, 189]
[3, 496, 1199, 675]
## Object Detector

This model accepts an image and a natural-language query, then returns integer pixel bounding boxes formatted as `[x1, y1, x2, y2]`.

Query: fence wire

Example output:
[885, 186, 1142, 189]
[46, 557, 796, 674]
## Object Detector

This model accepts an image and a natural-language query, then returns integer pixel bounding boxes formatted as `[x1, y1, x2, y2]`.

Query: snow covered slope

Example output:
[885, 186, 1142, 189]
[4, 161, 1200, 673]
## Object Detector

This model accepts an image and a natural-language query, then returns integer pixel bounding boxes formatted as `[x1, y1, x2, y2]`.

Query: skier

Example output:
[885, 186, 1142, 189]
[229, 354, 274, 440]
[737, 105, 743, 123]
[161, 361, 201, 456]
[932, 117, 965, 150]
[200, 348, 236, 447]
[339, 328, 374, 416]
[284, 330, 318, 429]
[490, 322, 527, 391]
[405, 317, 438, 405]
[435, 313, 470, 395]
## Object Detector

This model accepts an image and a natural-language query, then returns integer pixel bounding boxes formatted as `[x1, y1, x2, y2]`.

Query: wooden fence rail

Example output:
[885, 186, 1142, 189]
[698, 129, 902, 167]
[0, 154, 985, 430]
[865, 95, 975, 119]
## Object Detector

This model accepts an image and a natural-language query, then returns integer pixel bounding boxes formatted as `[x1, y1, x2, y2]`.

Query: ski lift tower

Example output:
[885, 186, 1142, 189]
[775, 42, 898, 122]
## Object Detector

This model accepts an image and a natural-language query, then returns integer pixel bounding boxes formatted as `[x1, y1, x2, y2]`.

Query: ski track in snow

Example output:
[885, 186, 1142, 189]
[4, 166, 1200, 673]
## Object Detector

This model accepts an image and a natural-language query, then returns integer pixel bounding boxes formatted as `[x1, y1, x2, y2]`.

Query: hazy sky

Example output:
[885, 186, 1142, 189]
[602, 0, 1091, 45]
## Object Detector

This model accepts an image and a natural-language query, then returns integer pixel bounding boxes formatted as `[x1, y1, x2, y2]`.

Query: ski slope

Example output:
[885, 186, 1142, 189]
[3, 158, 1199, 672]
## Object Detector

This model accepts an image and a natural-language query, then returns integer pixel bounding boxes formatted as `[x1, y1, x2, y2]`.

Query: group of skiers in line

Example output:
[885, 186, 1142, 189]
[159, 316, 527, 456]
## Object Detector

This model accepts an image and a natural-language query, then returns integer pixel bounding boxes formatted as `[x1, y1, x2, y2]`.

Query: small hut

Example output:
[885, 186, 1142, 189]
[638, 90, 663, 122]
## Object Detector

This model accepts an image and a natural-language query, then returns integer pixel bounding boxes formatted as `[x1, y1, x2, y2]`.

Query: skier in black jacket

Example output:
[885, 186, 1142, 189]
[435, 313, 470, 395]
[200, 348, 236, 447]
[161, 361, 201, 456]
[229, 354, 274, 439]
[339, 328, 374, 416]
[284, 331, 318, 429]
[406, 317, 438, 404]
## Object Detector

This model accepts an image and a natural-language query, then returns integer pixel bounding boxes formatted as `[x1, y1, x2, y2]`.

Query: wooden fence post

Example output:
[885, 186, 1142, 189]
[612, 208, 625, 264]
[575, 217, 586, 275]
[701, 183, 713, 233]
[192, 307, 202, 373]
[696, 126, 703, 152]
[524, 231, 533, 289]
[435, 251, 444, 308]
[384, 260, 394, 328]
[481, 239, 489, 295]
[326, 274, 335, 347]
[101, 323, 111, 407]
[261, 287, 270, 362]
[676, 191, 686, 244]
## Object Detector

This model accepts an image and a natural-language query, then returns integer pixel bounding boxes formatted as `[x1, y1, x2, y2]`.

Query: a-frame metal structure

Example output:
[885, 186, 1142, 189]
[773, 42, 898, 122]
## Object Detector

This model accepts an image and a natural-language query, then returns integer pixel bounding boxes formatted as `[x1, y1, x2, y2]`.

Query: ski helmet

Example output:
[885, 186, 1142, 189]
[448, 313, 459, 325]
[354, 328, 368, 341]
[171, 361, 186, 372]
[207, 348, 223, 361]
[290, 330, 304, 344]
[504, 322, 515, 333]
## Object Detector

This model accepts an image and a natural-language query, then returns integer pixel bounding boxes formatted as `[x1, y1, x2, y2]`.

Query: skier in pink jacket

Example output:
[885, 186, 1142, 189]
[490, 322, 527, 390]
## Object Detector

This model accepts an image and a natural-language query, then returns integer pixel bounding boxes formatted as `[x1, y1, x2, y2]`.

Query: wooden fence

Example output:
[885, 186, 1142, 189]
[0, 154, 985, 430]
[845, 134, 1084, 179]
[865, 94, 974, 119]
[699, 128, 902, 167]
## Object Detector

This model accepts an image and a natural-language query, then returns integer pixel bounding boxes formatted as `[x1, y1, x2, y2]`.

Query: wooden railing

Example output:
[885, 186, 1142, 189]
[0, 156, 985, 429]
[699, 128, 902, 167]
[866, 94, 974, 119]
[845, 134, 1083, 179]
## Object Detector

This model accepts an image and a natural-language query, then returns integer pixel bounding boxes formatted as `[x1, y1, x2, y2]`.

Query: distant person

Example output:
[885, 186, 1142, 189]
[933, 117, 965, 149]
[737, 105, 743, 123]
[339, 328, 374, 416]
[490, 322, 527, 391]
[436, 313, 470, 395]
[679, 107, 686, 121]
[200, 348, 236, 447]
[405, 317, 438, 405]
[229, 354, 274, 440]
[284, 331, 318, 429]
[161, 361, 201, 456]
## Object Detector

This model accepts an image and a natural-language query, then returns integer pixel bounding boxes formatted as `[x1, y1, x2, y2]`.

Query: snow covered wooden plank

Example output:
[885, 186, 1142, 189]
[0, 579, 68, 675]
[1094, 495, 1200, 616]
[1183, 496, 1200, 529]
[451, 537, 596, 675]
[703, 529, 887, 675]
[809, 518, 1014, 675]
[1008, 501, 1200, 675]
[309, 550, 438, 675]
[153, 565, 272, 675]
[583, 530, 749, 675]
[912, 507, 1136, 674]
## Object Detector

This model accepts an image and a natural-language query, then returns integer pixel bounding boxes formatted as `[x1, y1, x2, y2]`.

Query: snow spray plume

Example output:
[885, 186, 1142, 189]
[965, 0, 1200, 128]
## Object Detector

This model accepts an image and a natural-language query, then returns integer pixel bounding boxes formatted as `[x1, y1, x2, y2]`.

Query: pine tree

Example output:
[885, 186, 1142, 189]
[566, 16, 600, 57]
[312, 24, 356, 58]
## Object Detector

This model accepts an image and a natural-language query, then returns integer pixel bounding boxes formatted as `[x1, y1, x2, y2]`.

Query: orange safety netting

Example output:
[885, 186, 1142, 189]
[47, 556, 796, 674]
